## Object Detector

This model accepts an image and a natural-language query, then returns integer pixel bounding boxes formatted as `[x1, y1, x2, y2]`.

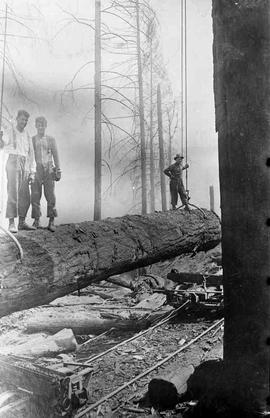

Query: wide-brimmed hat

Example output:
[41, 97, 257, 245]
[174, 154, 184, 160]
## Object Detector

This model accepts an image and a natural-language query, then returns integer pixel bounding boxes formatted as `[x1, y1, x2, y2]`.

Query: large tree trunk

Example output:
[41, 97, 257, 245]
[212, 0, 270, 415]
[0, 209, 220, 317]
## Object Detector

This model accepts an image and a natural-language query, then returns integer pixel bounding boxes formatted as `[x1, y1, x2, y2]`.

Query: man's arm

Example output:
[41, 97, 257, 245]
[28, 134, 36, 177]
[50, 137, 60, 170]
[182, 163, 189, 171]
[164, 165, 173, 177]
[0, 129, 11, 149]
[50, 137, 61, 181]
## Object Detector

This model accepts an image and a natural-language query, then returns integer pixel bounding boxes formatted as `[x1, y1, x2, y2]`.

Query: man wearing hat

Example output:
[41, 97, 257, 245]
[164, 154, 189, 210]
[31, 116, 61, 232]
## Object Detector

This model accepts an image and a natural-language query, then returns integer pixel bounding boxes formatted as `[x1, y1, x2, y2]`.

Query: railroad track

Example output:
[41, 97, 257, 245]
[74, 317, 224, 417]
[0, 302, 223, 417]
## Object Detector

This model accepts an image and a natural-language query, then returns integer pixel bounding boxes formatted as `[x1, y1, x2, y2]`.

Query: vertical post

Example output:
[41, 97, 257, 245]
[0, 3, 7, 131]
[213, 0, 270, 414]
[94, 0, 102, 221]
[167, 109, 172, 164]
[180, 0, 184, 156]
[157, 84, 167, 211]
[149, 36, 155, 213]
[184, 0, 188, 193]
[209, 185, 214, 212]
[0, 4, 7, 226]
[136, 0, 147, 215]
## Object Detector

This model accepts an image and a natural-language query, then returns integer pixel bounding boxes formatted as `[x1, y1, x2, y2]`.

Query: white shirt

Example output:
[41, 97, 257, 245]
[2, 126, 35, 173]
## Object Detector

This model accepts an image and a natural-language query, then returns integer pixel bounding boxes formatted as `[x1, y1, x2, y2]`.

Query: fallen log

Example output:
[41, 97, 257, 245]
[0, 209, 220, 317]
[138, 365, 195, 410]
[25, 306, 173, 335]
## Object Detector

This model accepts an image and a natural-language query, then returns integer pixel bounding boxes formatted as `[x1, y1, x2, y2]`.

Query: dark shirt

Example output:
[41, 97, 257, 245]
[32, 135, 60, 170]
[164, 162, 184, 180]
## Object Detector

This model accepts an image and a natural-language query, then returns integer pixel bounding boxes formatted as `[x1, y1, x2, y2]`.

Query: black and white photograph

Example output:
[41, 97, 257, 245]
[0, 0, 268, 417]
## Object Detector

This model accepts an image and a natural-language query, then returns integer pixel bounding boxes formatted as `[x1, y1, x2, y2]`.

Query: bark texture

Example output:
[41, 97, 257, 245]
[0, 209, 220, 317]
[213, 0, 270, 414]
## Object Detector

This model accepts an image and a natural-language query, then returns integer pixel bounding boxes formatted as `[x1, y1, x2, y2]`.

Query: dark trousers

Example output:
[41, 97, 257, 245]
[170, 178, 188, 207]
[31, 165, 57, 219]
[6, 154, 30, 219]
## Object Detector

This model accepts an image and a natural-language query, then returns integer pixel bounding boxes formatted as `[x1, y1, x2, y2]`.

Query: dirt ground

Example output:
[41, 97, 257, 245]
[0, 245, 223, 417]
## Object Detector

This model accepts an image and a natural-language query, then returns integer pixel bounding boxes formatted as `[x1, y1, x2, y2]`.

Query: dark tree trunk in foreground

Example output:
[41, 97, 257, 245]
[213, 0, 270, 414]
[0, 209, 220, 317]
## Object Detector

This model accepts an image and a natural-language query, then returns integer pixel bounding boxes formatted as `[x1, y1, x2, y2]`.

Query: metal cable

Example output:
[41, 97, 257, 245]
[184, 0, 188, 192]
[0, 225, 23, 261]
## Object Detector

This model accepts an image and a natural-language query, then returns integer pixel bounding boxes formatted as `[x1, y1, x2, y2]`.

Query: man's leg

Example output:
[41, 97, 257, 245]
[18, 161, 35, 230]
[31, 171, 43, 228]
[44, 171, 57, 232]
[6, 156, 19, 224]
[170, 180, 178, 209]
[178, 180, 189, 210]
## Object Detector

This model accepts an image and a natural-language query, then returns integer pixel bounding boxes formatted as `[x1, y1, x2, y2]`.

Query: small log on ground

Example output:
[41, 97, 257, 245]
[138, 365, 194, 410]
[25, 306, 173, 335]
[0, 209, 220, 317]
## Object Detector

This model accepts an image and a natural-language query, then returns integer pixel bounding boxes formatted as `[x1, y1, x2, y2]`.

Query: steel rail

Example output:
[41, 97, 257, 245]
[75, 317, 224, 417]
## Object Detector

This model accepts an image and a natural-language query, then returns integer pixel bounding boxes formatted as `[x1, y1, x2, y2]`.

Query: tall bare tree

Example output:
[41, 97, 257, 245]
[157, 83, 166, 211]
[94, 0, 102, 221]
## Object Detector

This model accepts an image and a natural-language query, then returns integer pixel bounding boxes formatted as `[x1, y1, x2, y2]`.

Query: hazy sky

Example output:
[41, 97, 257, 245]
[0, 0, 219, 225]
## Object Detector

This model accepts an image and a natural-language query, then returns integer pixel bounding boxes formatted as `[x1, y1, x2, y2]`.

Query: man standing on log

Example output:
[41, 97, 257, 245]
[164, 154, 189, 210]
[0, 110, 36, 233]
[31, 116, 61, 232]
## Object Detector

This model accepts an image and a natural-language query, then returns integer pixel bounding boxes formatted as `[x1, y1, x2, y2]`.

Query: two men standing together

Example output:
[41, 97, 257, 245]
[0, 110, 61, 233]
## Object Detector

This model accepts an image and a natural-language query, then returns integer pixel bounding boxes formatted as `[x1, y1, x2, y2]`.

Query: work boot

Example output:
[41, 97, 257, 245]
[184, 204, 190, 212]
[48, 218, 56, 232]
[8, 218, 17, 234]
[172, 205, 177, 210]
[18, 217, 36, 231]
[32, 218, 41, 229]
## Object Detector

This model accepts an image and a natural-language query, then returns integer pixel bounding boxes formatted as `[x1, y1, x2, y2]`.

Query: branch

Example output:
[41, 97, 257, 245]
[101, 84, 137, 108]
[58, 7, 95, 31]
[101, 70, 136, 86]
[102, 158, 113, 192]
[102, 96, 136, 114]
[64, 61, 94, 89]
[102, 9, 148, 37]
[102, 113, 115, 159]
[101, 119, 138, 144]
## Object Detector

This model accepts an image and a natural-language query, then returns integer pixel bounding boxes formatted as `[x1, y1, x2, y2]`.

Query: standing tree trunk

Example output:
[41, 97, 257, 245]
[0, 5, 7, 226]
[149, 37, 155, 213]
[209, 185, 214, 212]
[157, 84, 167, 211]
[213, 0, 270, 414]
[167, 106, 172, 165]
[0, 209, 220, 317]
[136, 0, 147, 214]
[94, 0, 102, 221]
